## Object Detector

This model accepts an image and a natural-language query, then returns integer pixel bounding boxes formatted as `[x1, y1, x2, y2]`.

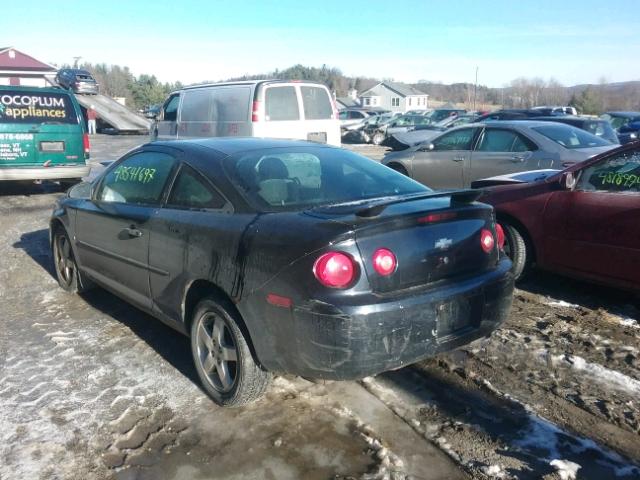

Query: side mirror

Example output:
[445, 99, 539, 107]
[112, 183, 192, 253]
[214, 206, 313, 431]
[418, 143, 435, 152]
[560, 171, 576, 190]
[68, 181, 93, 199]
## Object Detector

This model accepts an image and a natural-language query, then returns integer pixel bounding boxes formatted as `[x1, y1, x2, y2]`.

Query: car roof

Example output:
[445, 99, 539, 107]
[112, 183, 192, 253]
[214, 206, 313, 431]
[529, 116, 602, 123]
[0, 85, 71, 94]
[180, 79, 328, 92]
[462, 120, 576, 129]
[151, 137, 336, 156]
[605, 111, 640, 117]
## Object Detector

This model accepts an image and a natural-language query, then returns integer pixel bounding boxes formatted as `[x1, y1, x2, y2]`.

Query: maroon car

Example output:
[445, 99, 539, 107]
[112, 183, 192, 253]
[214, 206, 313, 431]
[474, 142, 640, 292]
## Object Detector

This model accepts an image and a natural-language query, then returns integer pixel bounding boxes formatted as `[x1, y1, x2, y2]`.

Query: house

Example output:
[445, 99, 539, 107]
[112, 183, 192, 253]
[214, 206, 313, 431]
[358, 81, 429, 113]
[336, 96, 359, 109]
[0, 47, 57, 87]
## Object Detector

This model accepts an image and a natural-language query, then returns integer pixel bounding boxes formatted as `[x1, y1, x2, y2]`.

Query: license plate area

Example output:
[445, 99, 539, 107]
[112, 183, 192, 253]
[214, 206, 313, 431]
[307, 132, 327, 143]
[436, 294, 483, 342]
[40, 141, 65, 152]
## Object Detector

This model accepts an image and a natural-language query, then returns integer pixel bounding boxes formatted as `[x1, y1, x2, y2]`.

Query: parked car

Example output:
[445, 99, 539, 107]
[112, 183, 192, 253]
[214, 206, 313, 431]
[339, 108, 377, 129]
[424, 108, 467, 123]
[531, 106, 577, 116]
[55, 69, 99, 95]
[529, 116, 620, 144]
[387, 114, 478, 151]
[600, 112, 640, 144]
[474, 109, 546, 122]
[472, 142, 640, 291]
[50, 137, 514, 406]
[152, 80, 340, 146]
[343, 113, 395, 143]
[379, 114, 432, 141]
[0, 86, 90, 184]
[382, 121, 617, 189]
[405, 109, 432, 116]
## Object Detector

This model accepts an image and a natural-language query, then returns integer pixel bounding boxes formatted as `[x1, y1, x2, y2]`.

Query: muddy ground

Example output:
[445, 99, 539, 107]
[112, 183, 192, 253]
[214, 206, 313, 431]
[1, 136, 639, 480]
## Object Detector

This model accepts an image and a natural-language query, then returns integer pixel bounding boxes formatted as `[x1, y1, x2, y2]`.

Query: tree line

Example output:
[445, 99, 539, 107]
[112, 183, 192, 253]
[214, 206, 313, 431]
[71, 62, 640, 115]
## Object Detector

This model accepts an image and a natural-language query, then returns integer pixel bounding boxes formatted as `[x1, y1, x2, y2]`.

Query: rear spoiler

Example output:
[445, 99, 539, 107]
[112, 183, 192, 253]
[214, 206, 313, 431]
[355, 189, 482, 218]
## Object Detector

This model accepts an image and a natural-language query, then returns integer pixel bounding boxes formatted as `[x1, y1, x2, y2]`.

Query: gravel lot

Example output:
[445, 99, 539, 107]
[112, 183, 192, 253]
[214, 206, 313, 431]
[1, 135, 639, 479]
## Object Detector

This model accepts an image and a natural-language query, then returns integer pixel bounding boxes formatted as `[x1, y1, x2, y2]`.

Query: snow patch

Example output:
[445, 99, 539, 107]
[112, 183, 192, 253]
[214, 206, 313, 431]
[546, 300, 579, 308]
[551, 353, 640, 396]
[481, 464, 507, 478]
[549, 459, 580, 480]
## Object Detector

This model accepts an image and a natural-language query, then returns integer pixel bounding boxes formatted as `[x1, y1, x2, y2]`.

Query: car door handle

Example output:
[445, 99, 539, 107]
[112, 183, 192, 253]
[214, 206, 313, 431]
[122, 226, 143, 238]
[511, 155, 525, 162]
[452, 156, 465, 162]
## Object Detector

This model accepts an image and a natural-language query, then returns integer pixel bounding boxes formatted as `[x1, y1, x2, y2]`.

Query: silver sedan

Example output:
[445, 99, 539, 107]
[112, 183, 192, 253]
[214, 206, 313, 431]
[382, 121, 617, 189]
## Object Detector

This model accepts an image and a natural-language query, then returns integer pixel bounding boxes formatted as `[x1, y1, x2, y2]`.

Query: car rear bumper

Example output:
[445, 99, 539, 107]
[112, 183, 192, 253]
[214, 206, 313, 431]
[265, 257, 514, 380]
[0, 164, 91, 181]
[73, 84, 99, 94]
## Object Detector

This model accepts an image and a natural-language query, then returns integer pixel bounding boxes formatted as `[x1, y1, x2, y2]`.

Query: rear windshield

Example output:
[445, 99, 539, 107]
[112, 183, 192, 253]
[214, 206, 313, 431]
[532, 124, 610, 149]
[265, 86, 299, 121]
[0, 91, 78, 124]
[583, 121, 618, 143]
[224, 146, 427, 211]
[301, 86, 333, 120]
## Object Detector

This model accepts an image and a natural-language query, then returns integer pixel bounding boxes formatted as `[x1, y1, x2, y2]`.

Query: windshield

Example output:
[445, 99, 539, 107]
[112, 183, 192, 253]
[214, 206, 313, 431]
[601, 114, 631, 130]
[532, 124, 610, 149]
[224, 146, 428, 212]
[583, 121, 618, 144]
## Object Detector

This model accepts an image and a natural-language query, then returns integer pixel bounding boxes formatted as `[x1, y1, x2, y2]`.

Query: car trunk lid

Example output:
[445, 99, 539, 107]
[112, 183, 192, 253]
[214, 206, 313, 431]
[306, 192, 500, 293]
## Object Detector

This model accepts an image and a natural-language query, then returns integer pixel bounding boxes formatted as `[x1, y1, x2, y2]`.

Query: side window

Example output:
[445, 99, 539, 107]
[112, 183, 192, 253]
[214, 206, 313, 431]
[433, 128, 476, 151]
[576, 150, 640, 193]
[512, 133, 537, 152]
[265, 86, 300, 121]
[338, 111, 348, 120]
[476, 129, 519, 152]
[167, 165, 226, 210]
[181, 90, 211, 122]
[162, 94, 180, 122]
[97, 151, 177, 205]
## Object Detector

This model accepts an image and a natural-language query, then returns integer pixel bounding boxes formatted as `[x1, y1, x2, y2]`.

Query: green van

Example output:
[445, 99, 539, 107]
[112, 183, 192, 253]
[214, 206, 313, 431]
[0, 86, 90, 184]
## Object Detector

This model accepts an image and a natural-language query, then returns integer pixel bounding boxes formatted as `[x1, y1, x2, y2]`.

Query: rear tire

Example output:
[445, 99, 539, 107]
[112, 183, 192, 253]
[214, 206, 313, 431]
[501, 223, 531, 280]
[59, 178, 82, 190]
[388, 163, 409, 177]
[190, 297, 270, 407]
[372, 132, 385, 145]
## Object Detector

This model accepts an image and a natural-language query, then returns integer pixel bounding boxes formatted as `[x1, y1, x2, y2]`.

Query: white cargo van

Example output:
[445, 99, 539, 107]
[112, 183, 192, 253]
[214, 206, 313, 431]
[152, 80, 340, 146]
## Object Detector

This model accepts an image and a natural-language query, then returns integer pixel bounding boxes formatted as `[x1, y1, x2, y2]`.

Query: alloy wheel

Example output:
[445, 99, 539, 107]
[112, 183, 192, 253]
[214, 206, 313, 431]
[196, 313, 238, 393]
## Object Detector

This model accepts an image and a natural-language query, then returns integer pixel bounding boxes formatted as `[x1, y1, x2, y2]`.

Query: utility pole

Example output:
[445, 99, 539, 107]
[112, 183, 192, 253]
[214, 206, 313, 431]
[473, 66, 478, 112]
[73, 56, 82, 68]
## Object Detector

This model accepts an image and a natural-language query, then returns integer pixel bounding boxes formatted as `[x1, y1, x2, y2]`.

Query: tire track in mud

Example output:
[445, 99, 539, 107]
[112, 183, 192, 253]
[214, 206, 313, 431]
[355, 288, 640, 480]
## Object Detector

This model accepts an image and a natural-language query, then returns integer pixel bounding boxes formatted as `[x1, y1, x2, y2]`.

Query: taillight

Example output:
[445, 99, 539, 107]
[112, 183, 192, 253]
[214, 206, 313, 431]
[480, 228, 495, 253]
[82, 133, 90, 157]
[495, 224, 505, 250]
[252, 100, 261, 122]
[372, 248, 397, 276]
[313, 252, 356, 288]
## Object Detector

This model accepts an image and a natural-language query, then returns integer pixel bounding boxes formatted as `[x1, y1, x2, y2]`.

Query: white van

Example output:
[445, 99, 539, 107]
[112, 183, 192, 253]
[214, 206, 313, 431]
[152, 80, 340, 146]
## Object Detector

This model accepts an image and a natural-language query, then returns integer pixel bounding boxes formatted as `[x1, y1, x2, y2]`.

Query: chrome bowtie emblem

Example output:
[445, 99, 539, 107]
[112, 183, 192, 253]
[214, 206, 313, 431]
[435, 238, 453, 250]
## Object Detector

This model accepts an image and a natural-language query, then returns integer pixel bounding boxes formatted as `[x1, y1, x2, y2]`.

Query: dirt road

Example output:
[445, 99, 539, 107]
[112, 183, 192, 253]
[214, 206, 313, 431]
[1, 136, 638, 479]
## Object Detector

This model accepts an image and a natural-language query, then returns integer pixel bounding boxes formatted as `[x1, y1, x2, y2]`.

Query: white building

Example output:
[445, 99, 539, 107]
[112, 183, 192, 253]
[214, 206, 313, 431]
[359, 81, 429, 113]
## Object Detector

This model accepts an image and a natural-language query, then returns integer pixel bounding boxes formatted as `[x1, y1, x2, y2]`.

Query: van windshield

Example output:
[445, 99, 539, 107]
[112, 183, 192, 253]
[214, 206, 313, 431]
[0, 91, 78, 124]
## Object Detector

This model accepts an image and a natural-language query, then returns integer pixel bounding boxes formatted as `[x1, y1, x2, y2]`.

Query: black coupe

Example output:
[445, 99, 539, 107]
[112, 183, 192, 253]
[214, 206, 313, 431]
[50, 138, 514, 406]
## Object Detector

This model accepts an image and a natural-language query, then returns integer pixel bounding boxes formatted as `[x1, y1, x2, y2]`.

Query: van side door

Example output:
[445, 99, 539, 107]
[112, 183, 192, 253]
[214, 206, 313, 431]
[155, 93, 180, 140]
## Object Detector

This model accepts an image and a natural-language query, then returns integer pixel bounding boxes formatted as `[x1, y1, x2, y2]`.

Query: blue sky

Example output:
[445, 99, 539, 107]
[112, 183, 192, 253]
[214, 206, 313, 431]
[5, 0, 639, 86]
